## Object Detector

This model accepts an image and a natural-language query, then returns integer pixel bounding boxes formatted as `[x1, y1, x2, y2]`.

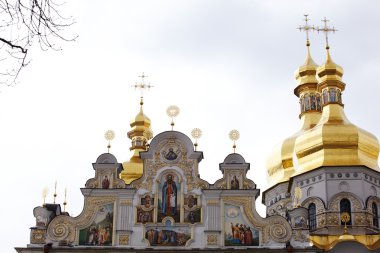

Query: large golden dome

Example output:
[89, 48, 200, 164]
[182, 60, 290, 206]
[267, 44, 322, 187]
[293, 48, 380, 175]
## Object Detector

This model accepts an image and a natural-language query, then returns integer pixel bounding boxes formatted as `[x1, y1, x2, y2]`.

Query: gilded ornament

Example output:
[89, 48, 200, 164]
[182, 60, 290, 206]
[207, 234, 218, 245]
[119, 234, 130, 245]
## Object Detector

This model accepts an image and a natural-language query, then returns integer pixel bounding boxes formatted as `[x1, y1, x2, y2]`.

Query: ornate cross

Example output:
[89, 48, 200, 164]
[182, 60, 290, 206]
[317, 17, 338, 49]
[132, 72, 154, 97]
[297, 14, 315, 46]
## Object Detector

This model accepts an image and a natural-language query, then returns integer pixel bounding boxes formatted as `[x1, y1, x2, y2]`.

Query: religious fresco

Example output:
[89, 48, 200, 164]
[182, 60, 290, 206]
[79, 203, 113, 246]
[141, 195, 154, 208]
[184, 195, 201, 224]
[230, 175, 240, 189]
[145, 222, 191, 246]
[184, 209, 201, 224]
[137, 208, 154, 223]
[185, 195, 197, 208]
[158, 173, 180, 222]
[224, 204, 259, 246]
[162, 146, 181, 161]
[294, 216, 307, 229]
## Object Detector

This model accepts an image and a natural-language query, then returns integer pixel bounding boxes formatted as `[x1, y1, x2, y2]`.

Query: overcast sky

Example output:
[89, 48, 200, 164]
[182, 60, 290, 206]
[2, 1, 380, 252]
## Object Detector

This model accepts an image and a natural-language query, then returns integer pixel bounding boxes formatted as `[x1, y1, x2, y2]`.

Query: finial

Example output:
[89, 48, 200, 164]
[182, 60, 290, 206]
[104, 130, 115, 153]
[132, 72, 154, 98]
[63, 187, 67, 212]
[166, 105, 180, 130]
[229, 129, 240, 153]
[53, 180, 57, 204]
[341, 212, 350, 234]
[297, 14, 315, 47]
[191, 128, 202, 151]
[317, 17, 338, 50]
[42, 187, 49, 206]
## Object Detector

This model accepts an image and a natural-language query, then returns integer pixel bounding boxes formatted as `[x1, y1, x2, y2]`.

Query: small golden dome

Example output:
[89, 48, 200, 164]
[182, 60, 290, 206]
[121, 97, 152, 184]
[131, 98, 151, 127]
[317, 48, 344, 84]
[294, 45, 318, 89]
[293, 49, 380, 176]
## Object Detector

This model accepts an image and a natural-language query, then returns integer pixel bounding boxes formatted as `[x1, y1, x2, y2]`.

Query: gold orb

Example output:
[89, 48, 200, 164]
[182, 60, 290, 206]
[191, 128, 202, 139]
[104, 130, 115, 141]
[229, 130, 240, 141]
[143, 128, 154, 140]
[167, 105, 180, 118]
[341, 212, 350, 223]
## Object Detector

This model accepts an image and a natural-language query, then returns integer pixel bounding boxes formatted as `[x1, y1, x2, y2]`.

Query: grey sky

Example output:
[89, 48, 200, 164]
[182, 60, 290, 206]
[1, 1, 380, 252]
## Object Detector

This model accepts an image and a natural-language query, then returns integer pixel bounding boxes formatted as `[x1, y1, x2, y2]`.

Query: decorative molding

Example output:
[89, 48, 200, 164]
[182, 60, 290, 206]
[207, 200, 220, 206]
[120, 199, 133, 206]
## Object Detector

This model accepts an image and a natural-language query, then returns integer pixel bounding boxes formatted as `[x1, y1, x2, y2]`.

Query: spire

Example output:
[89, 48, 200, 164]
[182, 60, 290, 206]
[121, 74, 154, 184]
[294, 14, 321, 117]
[316, 18, 344, 104]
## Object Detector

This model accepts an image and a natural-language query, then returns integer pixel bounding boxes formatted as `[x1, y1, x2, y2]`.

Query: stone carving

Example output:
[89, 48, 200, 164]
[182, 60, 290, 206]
[293, 230, 308, 242]
[30, 229, 46, 244]
[328, 192, 363, 211]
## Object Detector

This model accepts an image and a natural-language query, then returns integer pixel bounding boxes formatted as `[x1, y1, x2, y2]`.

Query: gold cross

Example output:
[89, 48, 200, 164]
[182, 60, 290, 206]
[297, 14, 315, 46]
[317, 17, 338, 49]
[132, 72, 154, 97]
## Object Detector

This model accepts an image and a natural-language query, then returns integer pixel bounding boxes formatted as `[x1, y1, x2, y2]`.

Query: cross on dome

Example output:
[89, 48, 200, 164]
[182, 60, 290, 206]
[297, 14, 315, 46]
[317, 17, 338, 49]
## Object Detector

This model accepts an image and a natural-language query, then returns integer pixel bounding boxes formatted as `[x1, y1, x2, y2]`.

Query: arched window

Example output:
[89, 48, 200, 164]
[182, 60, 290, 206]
[300, 96, 304, 113]
[323, 89, 329, 105]
[329, 88, 336, 102]
[372, 202, 379, 228]
[337, 89, 342, 103]
[310, 94, 316, 110]
[308, 203, 317, 231]
[316, 94, 321, 110]
[304, 94, 310, 110]
[135, 137, 142, 147]
[340, 198, 352, 225]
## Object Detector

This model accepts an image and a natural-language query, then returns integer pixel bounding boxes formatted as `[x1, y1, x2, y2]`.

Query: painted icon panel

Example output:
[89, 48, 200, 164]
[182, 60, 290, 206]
[224, 204, 259, 246]
[145, 222, 190, 246]
[79, 203, 113, 246]
[158, 173, 180, 222]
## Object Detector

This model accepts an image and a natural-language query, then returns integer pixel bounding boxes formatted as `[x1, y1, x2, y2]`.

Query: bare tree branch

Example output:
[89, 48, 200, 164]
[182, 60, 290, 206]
[0, 0, 77, 86]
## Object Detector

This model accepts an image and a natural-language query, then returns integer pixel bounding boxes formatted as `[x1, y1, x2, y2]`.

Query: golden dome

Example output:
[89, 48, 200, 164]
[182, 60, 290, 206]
[267, 44, 322, 187]
[317, 48, 344, 84]
[294, 44, 318, 89]
[293, 49, 380, 176]
[131, 98, 151, 129]
[121, 97, 152, 184]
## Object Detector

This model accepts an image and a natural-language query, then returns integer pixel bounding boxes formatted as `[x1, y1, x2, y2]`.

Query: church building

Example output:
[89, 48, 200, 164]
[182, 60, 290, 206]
[15, 18, 380, 253]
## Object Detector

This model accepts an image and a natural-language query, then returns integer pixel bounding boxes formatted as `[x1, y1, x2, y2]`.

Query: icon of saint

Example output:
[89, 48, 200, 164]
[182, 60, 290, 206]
[161, 174, 177, 215]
